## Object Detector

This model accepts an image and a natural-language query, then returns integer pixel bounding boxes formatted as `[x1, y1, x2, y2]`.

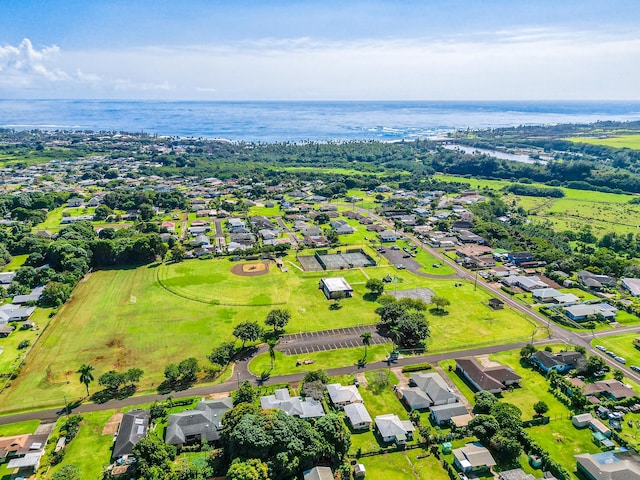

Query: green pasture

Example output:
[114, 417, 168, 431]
[566, 134, 640, 150]
[248, 343, 392, 377]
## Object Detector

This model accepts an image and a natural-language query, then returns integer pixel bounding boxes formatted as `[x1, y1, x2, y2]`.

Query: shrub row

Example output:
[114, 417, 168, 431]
[401, 363, 433, 373]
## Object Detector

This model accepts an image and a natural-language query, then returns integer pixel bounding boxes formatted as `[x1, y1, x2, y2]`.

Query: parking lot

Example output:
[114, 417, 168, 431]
[277, 325, 391, 355]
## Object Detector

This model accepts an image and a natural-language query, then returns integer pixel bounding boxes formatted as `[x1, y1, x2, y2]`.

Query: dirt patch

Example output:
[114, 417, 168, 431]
[206, 391, 233, 400]
[102, 413, 123, 435]
[106, 338, 124, 349]
[230, 261, 270, 277]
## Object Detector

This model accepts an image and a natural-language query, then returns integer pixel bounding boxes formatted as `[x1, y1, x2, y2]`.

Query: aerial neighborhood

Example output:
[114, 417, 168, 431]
[0, 127, 640, 480]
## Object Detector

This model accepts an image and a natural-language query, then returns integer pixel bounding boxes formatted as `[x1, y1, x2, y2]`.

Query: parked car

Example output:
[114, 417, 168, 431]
[391, 245, 400, 250]
[606, 351, 617, 357]
[395, 264, 405, 270]
[596, 345, 607, 352]
[615, 356, 626, 364]
[402, 254, 411, 258]
[631, 365, 640, 373]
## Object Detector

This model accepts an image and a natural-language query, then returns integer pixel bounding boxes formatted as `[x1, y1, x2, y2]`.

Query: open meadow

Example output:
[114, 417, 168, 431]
[0, 255, 537, 412]
[566, 134, 640, 150]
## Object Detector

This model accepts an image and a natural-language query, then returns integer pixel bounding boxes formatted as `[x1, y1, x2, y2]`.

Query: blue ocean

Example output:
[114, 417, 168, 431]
[1, 100, 640, 142]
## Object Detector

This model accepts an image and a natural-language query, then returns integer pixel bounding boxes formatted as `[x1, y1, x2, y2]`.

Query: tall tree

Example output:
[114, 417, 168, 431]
[267, 339, 278, 368]
[360, 331, 372, 361]
[76, 364, 95, 397]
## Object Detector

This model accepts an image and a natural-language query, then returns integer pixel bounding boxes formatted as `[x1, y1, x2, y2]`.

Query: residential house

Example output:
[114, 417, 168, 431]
[455, 357, 522, 394]
[430, 403, 470, 426]
[622, 278, 640, 297]
[190, 234, 210, 247]
[575, 450, 640, 480]
[0, 272, 16, 284]
[499, 469, 548, 480]
[326, 383, 363, 408]
[260, 388, 325, 418]
[227, 218, 248, 233]
[374, 414, 415, 445]
[531, 350, 584, 374]
[501, 276, 547, 292]
[409, 372, 458, 406]
[112, 410, 150, 460]
[0, 433, 50, 474]
[0, 304, 35, 323]
[453, 443, 497, 473]
[12, 286, 44, 305]
[302, 226, 323, 237]
[165, 398, 233, 447]
[532, 288, 563, 303]
[344, 403, 372, 430]
[507, 251, 535, 265]
[303, 467, 334, 480]
[578, 271, 617, 291]
[319, 278, 353, 300]
[379, 230, 399, 242]
[0, 325, 15, 337]
[67, 197, 83, 207]
[572, 413, 594, 428]
[401, 388, 432, 410]
[564, 303, 617, 322]
[305, 236, 329, 248]
[584, 380, 636, 401]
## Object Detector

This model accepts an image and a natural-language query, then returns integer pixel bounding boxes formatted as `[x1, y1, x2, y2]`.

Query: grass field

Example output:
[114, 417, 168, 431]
[358, 450, 449, 480]
[248, 344, 392, 377]
[0, 419, 40, 437]
[590, 334, 640, 368]
[0, 254, 538, 412]
[566, 135, 640, 150]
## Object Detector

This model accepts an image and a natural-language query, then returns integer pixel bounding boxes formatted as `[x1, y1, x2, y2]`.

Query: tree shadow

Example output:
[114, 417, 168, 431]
[90, 384, 137, 403]
[429, 308, 449, 317]
[157, 378, 197, 395]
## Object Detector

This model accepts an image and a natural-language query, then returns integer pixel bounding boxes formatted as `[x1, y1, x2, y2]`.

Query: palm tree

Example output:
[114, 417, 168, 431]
[77, 364, 95, 397]
[267, 339, 278, 369]
[360, 332, 372, 361]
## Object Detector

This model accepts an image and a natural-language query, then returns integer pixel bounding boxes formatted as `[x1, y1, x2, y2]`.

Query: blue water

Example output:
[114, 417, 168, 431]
[1, 100, 640, 142]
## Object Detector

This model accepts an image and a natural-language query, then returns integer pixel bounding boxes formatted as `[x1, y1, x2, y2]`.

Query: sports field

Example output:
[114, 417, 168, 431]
[0, 256, 538, 412]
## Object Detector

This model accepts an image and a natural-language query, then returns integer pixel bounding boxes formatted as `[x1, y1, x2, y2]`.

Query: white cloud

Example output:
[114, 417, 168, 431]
[2, 30, 640, 100]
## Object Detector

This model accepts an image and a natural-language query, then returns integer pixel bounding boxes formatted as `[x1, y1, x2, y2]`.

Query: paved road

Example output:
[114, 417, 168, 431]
[0, 338, 553, 425]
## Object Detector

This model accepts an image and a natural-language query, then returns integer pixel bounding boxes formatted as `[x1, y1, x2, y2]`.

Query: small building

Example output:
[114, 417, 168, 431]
[67, 197, 83, 207]
[531, 350, 584, 374]
[564, 303, 617, 322]
[374, 414, 415, 445]
[354, 463, 366, 478]
[455, 357, 522, 394]
[379, 230, 399, 242]
[532, 288, 563, 303]
[409, 372, 459, 406]
[0, 272, 16, 284]
[507, 251, 535, 266]
[344, 403, 372, 430]
[572, 413, 594, 428]
[589, 418, 612, 438]
[112, 409, 150, 460]
[453, 443, 497, 473]
[488, 298, 504, 310]
[401, 388, 432, 411]
[319, 277, 353, 300]
[326, 383, 363, 407]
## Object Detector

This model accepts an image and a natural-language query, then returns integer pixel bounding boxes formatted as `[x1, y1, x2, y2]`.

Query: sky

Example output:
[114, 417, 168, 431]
[0, 0, 639, 101]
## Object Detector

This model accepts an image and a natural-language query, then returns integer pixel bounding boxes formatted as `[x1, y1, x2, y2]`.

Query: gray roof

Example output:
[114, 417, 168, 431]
[374, 414, 415, 439]
[344, 403, 372, 426]
[112, 409, 150, 459]
[326, 384, 362, 405]
[453, 443, 497, 469]
[411, 372, 458, 404]
[260, 389, 325, 418]
[402, 387, 432, 410]
[430, 403, 470, 422]
[304, 467, 334, 480]
[575, 451, 640, 480]
[12, 286, 44, 304]
[165, 397, 233, 445]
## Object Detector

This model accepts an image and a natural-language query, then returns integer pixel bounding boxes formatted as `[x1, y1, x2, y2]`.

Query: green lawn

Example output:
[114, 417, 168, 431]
[2, 254, 28, 271]
[248, 343, 392, 377]
[0, 419, 40, 437]
[397, 240, 456, 276]
[247, 205, 282, 217]
[0, 307, 54, 375]
[47, 410, 116, 480]
[357, 450, 448, 480]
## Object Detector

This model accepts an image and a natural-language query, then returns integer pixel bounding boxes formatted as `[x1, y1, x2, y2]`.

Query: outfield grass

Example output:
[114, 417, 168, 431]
[248, 344, 392, 377]
[566, 135, 640, 150]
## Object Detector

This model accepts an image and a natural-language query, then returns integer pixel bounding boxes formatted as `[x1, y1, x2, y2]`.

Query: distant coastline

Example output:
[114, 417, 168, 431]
[1, 99, 640, 141]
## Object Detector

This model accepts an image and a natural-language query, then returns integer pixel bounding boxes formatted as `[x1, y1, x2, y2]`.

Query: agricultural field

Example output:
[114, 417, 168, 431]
[566, 134, 640, 150]
[434, 173, 640, 235]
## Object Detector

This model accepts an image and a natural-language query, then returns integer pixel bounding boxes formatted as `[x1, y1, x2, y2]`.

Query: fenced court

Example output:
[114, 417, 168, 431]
[388, 287, 435, 303]
[310, 248, 376, 271]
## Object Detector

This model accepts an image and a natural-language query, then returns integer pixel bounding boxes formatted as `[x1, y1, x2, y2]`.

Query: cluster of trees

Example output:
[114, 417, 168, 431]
[77, 363, 144, 403]
[375, 296, 430, 349]
[220, 401, 350, 480]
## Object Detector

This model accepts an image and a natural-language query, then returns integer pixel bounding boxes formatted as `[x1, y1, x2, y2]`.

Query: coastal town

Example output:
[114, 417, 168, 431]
[0, 128, 639, 480]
